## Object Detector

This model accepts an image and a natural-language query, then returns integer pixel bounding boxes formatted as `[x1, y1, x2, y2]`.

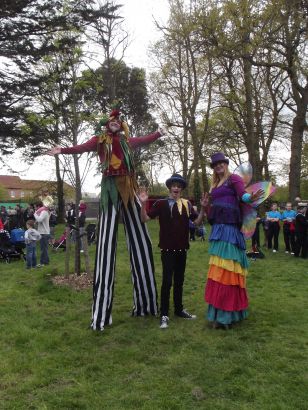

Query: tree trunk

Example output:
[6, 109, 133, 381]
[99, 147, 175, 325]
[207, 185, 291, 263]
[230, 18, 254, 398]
[200, 155, 209, 194]
[73, 153, 82, 275]
[243, 56, 261, 181]
[65, 226, 71, 278]
[55, 154, 65, 223]
[82, 234, 91, 275]
[182, 129, 189, 183]
[190, 116, 201, 203]
[289, 106, 307, 200]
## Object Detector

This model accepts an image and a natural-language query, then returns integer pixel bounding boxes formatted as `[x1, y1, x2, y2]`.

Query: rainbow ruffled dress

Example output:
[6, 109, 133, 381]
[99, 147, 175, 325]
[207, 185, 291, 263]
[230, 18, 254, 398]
[205, 174, 249, 325]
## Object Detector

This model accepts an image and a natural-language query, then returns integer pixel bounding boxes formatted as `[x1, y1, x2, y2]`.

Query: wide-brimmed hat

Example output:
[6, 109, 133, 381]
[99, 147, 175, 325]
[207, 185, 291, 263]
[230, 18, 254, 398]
[210, 152, 229, 168]
[165, 174, 187, 189]
[40, 195, 54, 208]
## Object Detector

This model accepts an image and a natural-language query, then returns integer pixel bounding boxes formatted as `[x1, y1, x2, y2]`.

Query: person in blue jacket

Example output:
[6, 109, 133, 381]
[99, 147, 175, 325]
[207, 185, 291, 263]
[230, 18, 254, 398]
[266, 203, 281, 252]
[281, 202, 296, 254]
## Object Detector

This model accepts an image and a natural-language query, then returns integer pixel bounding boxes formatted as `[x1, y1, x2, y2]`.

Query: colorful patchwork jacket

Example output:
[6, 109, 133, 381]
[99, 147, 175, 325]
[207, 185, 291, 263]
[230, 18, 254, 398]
[60, 131, 161, 210]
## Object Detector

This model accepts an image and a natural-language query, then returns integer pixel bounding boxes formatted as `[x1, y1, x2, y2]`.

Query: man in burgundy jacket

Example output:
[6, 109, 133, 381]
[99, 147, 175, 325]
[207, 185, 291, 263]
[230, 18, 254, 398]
[140, 174, 207, 329]
[49, 108, 164, 331]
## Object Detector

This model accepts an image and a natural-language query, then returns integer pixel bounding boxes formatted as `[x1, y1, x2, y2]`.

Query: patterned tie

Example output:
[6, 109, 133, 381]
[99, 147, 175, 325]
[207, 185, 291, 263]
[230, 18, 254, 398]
[168, 198, 189, 216]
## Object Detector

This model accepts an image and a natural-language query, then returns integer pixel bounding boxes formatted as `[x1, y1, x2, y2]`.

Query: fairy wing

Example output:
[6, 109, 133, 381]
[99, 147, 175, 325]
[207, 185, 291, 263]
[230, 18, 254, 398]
[233, 162, 253, 187]
[245, 181, 276, 207]
[240, 181, 276, 239]
[240, 203, 257, 239]
[234, 160, 276, 238]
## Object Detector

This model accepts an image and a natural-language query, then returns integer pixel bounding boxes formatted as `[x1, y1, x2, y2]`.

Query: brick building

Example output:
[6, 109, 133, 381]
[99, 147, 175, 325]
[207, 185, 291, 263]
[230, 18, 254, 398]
[0, 175, 74, 202]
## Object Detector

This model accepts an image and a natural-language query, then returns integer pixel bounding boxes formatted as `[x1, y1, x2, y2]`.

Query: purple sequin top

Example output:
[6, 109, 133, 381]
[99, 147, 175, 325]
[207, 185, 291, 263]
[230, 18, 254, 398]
[208, 174, 246, 226]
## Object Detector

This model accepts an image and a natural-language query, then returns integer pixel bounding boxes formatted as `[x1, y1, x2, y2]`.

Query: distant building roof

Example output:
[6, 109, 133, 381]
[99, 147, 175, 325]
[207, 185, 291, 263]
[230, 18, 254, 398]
[0, 175, 22, 189]
[0, 175, 74, 192]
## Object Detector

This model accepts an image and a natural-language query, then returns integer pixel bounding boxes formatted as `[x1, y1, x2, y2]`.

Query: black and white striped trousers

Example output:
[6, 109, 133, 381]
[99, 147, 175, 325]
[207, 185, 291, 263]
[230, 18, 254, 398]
[91, 195, 158, 330]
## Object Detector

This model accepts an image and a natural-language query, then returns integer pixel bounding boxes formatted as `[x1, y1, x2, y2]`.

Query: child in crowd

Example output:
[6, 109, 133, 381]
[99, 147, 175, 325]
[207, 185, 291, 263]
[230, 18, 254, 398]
[25, 219, 41, 269]
[294, 206, 308, 259]
[66, 203, 76, 242]
[281, 202, 296, 254]
[189, 218, 196, 241]
[266, 203, 281, 252]
[139, 174, 207, 329]
[197, 224, 206, 241]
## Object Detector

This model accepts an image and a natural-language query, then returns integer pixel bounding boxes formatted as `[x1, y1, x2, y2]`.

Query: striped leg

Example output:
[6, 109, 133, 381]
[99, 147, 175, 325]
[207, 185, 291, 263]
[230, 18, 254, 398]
[91, 198, 120, 331]
[121, 195, 158, 316]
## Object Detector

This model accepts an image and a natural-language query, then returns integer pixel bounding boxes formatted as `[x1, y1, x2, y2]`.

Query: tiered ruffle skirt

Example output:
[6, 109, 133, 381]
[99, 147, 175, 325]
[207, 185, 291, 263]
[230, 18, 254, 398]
[205, 224, 249, 325]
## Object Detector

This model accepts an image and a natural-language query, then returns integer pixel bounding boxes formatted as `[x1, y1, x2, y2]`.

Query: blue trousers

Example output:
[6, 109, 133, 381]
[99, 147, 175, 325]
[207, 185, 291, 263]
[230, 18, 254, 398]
[26, 242, 37, 268]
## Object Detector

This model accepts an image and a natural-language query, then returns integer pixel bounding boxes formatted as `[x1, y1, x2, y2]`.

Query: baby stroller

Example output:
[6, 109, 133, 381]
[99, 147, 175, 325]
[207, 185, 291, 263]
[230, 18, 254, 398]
[86, 223, 96, 245]
[246, 245, 265, 260]
[0, 230, 23, 263]
[52, 231, 68, 251]
[52, 226, 76, 251]
[10, 228, 26, 260]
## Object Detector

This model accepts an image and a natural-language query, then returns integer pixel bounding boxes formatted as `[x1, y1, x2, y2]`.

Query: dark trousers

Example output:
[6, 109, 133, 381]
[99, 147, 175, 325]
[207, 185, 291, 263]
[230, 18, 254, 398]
[251, 225, 260, 248]
[267, 222, 280, 250]
[189, 227, 195, 241]
[160, 250, 187, 317]
[283, 225, 295, 252]
[40, 234, 50, 265]
[263, 228, 269, 247]
[294, 232, 307, 258]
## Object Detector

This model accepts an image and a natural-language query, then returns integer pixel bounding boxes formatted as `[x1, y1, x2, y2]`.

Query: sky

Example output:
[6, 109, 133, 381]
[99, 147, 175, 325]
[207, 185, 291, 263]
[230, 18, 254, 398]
[3, 0, 170, 195]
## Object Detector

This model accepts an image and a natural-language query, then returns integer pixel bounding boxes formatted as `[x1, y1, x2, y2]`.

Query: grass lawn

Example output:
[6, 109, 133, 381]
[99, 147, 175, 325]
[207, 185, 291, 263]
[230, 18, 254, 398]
[0, 221, 308, 410]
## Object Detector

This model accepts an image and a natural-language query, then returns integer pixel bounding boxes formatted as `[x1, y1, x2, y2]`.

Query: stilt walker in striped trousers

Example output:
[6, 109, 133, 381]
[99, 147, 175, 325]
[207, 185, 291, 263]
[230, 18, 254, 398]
[48, 104, 164, 330]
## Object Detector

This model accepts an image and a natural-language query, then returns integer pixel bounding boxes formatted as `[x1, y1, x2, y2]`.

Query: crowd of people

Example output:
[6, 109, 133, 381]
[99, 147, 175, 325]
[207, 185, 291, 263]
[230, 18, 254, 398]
[0, 196, 88, 268]
[251, 201, 308, 259]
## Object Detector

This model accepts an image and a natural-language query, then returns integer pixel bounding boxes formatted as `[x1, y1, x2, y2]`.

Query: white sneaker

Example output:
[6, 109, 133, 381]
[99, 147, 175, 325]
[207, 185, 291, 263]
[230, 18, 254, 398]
[272, 250, 277, 253]
[291, 252, 295, 255]
[285, 251, 289, 254]
[160, 316, 169, 329]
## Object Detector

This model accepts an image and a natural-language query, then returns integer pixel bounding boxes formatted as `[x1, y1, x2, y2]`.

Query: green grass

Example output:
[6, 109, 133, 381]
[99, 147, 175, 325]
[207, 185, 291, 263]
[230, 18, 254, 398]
[0, 222, 308, 409]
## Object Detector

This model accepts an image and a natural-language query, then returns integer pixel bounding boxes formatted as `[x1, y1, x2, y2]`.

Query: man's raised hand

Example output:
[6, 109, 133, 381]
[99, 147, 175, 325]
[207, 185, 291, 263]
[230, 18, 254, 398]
[46, 146, 61, 156]
[157, 127, 166, 137]
[138, 187, 149, 204]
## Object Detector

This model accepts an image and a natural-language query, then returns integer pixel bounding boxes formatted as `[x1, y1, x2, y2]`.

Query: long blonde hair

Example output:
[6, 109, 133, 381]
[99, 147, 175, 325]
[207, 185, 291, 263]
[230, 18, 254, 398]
[209, 166, 231, 193]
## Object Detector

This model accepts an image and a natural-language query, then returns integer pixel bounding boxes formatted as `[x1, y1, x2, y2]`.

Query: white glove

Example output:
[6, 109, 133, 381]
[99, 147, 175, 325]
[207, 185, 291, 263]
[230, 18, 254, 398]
[157, 127, 166, 136]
